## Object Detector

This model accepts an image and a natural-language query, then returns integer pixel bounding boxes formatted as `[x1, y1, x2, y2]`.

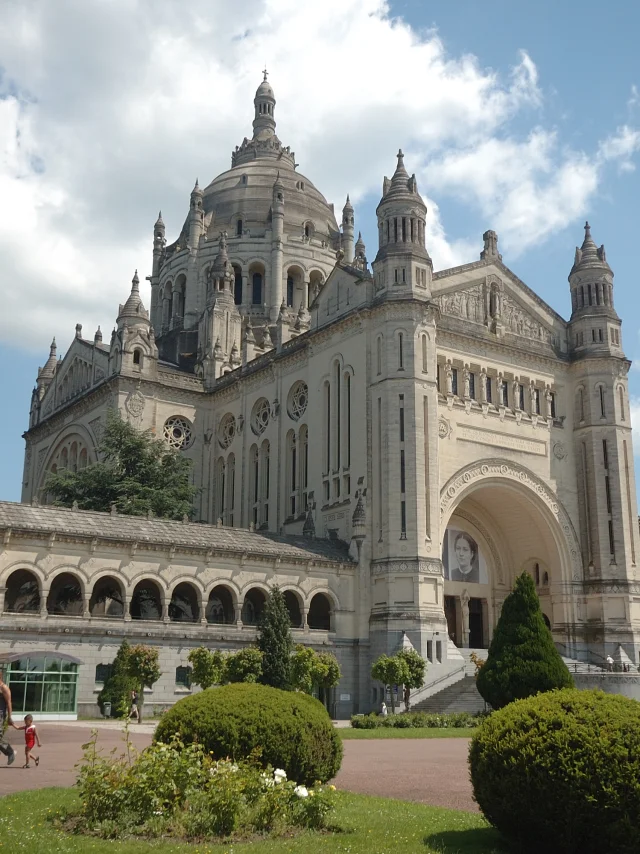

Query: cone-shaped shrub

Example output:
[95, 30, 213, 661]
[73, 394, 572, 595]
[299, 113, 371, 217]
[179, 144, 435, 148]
[469, 689, 640, 854]
[476, 571, 572, 709]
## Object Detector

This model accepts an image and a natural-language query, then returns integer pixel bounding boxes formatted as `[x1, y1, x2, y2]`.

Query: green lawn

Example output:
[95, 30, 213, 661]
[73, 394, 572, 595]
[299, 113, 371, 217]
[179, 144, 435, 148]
[339, 727, 475, 739]
[0, 787, 504, 854]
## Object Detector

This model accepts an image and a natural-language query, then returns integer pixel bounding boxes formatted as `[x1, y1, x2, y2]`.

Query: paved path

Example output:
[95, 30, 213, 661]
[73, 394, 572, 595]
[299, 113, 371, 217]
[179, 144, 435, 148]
[0, 723, 476, 811]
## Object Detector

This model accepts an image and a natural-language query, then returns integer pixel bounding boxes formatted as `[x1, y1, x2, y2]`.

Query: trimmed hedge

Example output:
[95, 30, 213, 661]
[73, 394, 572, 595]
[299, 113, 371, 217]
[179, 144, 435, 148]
[469, 688, 640, 854]
[351, 711, 482, 729]
[154, 682, 342, 786]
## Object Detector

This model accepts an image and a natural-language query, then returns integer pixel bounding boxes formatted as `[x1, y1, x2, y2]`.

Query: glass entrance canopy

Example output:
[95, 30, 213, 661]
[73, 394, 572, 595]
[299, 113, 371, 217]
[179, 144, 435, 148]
[0, 652, 81, 719]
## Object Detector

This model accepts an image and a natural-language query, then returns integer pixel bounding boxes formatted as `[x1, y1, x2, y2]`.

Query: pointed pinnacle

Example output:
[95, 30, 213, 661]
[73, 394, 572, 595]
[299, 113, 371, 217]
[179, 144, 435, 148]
[132, 270, 140, 290]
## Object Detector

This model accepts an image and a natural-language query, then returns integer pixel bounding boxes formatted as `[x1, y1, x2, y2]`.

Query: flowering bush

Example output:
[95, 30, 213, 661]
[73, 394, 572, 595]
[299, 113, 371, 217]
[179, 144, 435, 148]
[74, 726, 337, 841]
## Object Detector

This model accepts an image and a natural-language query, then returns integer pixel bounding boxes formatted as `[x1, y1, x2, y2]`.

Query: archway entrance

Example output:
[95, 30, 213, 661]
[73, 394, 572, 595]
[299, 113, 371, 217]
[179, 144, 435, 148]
[440, 461, 580, 653]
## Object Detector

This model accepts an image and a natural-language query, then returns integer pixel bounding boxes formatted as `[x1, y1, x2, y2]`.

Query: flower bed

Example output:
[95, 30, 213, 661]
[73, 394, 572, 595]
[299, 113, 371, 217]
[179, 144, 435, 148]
[71, 728, 336, 842]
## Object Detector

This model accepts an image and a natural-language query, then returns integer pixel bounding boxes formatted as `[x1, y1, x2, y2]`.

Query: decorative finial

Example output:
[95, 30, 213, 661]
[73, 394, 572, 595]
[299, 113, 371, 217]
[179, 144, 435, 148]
[397, 148, 404, 163]
[94, 325, 102, 343]
[262, 66, 268, 81]
[75, 323, 82, 339]
[584, 221, 591, 238]
[132, 270, 140, 291]
[50, 337, 56, 352]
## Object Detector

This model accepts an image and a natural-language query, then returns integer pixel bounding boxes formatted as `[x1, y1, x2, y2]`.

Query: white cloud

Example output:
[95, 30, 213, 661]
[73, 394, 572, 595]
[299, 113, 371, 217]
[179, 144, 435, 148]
[597, 125, 640, 172]
[0, 0, 638, 355]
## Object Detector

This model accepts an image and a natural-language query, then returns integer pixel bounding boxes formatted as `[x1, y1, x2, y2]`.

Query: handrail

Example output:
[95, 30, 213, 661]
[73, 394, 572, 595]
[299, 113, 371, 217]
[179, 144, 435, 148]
[408, 663, 467, 706]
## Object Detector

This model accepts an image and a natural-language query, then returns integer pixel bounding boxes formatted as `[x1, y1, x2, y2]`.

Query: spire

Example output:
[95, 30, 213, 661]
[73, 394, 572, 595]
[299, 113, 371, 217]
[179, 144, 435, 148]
[131, 269, 140, 293]
[252, 70, 276, 140]
[191, 178, 202, 195]
[117, 269, 150, 325]
[570, 221, 612, 275]
[154, 210, 164, 228]
[343, 194, 354, 212]
[38, 337, 58, 383]
[94, 326, 103, 344]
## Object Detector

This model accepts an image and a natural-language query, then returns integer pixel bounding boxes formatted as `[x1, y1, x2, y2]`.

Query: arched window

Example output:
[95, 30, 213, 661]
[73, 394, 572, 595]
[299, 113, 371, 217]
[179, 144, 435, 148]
[287, 430, 297, 518]
[299, 424, 309, 512]
[421, 335, 428, 373]
[376, 336, 382, 376]
[283, 591, 302, 627]
[4, 569, 40, 613]
[69, 442, 78, 473]
[47, 573, 82, 616]
[619, 386, 625, 420]
[241, 588, 266, 625]
[398, 332, 404, 370]
[130, 580, 162, 620]
[599, 385, 606, 418]
[236, 219, 243, 237]
[304, 224, 310, 238]
[226, 454, 236, 526]
[214, 457, 226, 524]
[308, 593, 332, 631]
[133, 349, 142, 366]
[90, 576, 124, 618]
[169, 583, 199, 622]
[286, 276, 294, 307]
[577, 388, 585, 422]
[260, 440, 270, 525]
[206, 585, 235, 624]
[252, 272, 263, 305]
[249, 442, 270, 528]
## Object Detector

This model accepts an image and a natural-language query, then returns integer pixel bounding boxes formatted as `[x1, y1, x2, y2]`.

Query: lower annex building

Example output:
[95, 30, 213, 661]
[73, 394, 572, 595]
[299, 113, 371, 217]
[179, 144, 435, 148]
[2, 74, 639, 718]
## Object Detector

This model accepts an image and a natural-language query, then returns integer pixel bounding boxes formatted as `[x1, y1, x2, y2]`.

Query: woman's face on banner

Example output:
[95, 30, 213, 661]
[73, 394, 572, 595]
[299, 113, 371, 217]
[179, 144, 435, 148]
[455, 536, 473, 571]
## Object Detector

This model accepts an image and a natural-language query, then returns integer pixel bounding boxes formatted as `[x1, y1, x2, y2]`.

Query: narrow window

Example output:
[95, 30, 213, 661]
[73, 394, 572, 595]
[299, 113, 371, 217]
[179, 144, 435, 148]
[580, 285, 584, 307]
[578, 388, 584, 421]
[398, 333, 404, 370]
[402, 267, 406, 283]
[592, 329, 596, 343]
[394, 218, 398, 242]
[600, 386, 606, 418]
[236, 219, 242, 236]
[535, 563, 540, 586]
[402, 217, 407, 242]
[518, 384, 525, 410]
[133, 349, 141, 366]
[325, 381, 331, 473]
[436, 363, 441, 393]
[394, 269, 398, 283]
[619, 387, 625, 420]
[534, 387, 541, 415]
[286, 276, 294, 307]
[175, 666, 191, 688]
[399, 395, 405, 441]
[346, 373, 352, 468]
[377, 337, 382, 375]
[486, 375, 492, 403]
[304, 224, 310, 238]
[605, 475, 612, 514]
[549, 392, 556, 419]
[598, 328, 603, 342]
[400, 500, 407, 538]
[400, 450, 406, 493]
[588, 284, 593, 306]
[252, 272, 263, 305]
[501, 380, 508, 407]
[451, 368, 458, 396]
[468, 372, 476, 400]
[608, 520, 616, 556]
[421, 335, 428, 372]
[603, 439, 609, 470]
[234, 267, 242, 305]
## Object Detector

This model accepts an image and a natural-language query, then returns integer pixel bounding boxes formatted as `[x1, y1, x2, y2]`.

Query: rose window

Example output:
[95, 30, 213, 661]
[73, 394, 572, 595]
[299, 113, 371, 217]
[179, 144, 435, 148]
[218, 413, 236, 449]
[288, 381, 308, 421]
[251, 398, 271, 435]
[163, 416, 194, 450]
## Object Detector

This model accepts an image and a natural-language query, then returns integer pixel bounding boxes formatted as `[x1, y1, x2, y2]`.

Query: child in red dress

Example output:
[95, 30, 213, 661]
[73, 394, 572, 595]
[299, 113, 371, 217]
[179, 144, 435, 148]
[14, 714, 41, 768]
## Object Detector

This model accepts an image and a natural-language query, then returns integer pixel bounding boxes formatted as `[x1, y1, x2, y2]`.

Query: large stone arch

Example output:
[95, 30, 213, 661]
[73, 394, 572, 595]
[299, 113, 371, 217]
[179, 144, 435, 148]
[440, 459, 583, 584]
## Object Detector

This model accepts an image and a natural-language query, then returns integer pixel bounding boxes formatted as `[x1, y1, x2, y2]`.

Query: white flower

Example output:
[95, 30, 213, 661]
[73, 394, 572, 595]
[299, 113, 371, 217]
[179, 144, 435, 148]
[294, 785, 309, 798]
[230, 764, 239, 772]
[274, 768, 287, 783]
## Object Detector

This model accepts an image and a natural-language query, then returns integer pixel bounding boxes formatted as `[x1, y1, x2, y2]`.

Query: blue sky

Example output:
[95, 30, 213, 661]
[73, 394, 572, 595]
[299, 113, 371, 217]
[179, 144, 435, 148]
[1, 0, 640, 502]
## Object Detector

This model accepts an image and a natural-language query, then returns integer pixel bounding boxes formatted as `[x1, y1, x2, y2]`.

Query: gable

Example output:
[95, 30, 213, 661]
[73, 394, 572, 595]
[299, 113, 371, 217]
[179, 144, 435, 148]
[40, 338, 108, 418]
[432, 262, 567, 352]
[311, 264, 372, 328]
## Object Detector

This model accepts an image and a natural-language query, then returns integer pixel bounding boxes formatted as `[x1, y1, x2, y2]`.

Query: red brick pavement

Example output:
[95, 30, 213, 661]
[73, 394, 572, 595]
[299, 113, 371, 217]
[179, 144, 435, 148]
[0, 724, 476, 812]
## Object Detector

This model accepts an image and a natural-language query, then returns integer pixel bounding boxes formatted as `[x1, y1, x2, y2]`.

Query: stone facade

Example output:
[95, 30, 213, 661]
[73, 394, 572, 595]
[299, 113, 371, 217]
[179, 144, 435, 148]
[8, 74, 640, 715]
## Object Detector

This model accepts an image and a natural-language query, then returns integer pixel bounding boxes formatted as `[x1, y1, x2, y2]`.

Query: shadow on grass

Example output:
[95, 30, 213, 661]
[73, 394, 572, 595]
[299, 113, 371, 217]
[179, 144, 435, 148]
[424, 826, 508, 853]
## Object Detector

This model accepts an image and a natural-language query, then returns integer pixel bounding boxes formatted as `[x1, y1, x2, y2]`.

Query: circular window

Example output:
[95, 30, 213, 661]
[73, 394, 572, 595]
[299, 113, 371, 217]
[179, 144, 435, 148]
[218, 413, 236, 449]
[163, 416, 194, 450]
[288, 381, 308, 421]
[251, 398, 271, 435]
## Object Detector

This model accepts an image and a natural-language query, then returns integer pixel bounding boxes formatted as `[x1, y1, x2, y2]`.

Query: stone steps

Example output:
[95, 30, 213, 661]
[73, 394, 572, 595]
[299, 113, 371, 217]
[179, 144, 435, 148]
[411, 676, 487, 714]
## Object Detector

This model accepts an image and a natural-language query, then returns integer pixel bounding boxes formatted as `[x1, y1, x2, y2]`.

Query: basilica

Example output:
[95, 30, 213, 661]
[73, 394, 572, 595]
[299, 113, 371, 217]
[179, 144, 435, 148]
[2, 73, 639, 718]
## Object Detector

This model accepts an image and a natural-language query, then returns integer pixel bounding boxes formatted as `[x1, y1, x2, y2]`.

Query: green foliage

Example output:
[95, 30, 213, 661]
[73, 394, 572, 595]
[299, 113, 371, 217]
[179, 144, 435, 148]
[371, 654, 410, 713]
[350, 711, 481, 729]
[187, 647, 223, 689]
[469, 689, 640, 854]
[223, 647, 263, 683]
[290, 645, 342, 694]
[397, 649, 426, 689]
[44, 410, 198, 520]
[74, 727, 337, 841]
[257, 586, 293, 690]
[126, 645, 161, 722]
[97, 640, 136, 718]
[154, 682, 342, 786]
[476, 571, 573, 709]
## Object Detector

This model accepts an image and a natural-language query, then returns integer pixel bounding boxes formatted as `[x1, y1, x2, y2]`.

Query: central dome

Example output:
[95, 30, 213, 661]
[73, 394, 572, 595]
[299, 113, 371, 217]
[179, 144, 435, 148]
[201, 73, 339, 242]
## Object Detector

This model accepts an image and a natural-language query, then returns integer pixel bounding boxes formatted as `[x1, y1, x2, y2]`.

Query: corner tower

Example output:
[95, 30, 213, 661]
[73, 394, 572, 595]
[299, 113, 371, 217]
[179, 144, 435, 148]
[372, 150, 432, 299]
[568, 223, 639, 660]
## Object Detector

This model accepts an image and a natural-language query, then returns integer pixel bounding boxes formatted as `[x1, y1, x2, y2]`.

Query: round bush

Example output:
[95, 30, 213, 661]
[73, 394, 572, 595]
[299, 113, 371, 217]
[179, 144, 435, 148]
[154, 683, 342, 786]
[469, 689, 640, 854]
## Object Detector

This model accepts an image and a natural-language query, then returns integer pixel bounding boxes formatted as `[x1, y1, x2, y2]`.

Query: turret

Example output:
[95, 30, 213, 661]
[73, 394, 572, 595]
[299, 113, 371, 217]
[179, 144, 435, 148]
[152, 211, 165, 276]
[36, 338, 58, 399]
[110, 271, 158, 377]
[568, 222, 621, 358]
[354, 231, 368, 272]
[253, 69, 276, 140]
[372, 149, 432, 298]
[341, 195, 355, 263]
[188, 180, 204, 249]
[270, 172, 285, 321]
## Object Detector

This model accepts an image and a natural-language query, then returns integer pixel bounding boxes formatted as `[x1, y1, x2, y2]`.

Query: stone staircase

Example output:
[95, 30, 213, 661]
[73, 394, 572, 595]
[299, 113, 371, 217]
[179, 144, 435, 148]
[411, 675, 487, 714]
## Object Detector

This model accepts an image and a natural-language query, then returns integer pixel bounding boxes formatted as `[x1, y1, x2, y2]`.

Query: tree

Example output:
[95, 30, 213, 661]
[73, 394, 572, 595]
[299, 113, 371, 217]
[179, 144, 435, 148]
[476, 571, 573, 710]
[44, 410, 198, 520]
[290, 645, 342, 696]
[127, 644, 162, 723]
[397, 648, 426, 712]
[188, 647, 224, 690]
[223, 647, 263, 683]
[257, 586, 293, 690]
[97, 639, 137, 718]
[371, 654, 410, 714]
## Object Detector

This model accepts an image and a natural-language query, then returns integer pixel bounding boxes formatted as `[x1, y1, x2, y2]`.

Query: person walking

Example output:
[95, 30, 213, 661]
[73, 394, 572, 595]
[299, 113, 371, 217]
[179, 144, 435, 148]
[129, 690, 139, 721]
[0, 673, 16, 766]
[14, 714, 41, 768]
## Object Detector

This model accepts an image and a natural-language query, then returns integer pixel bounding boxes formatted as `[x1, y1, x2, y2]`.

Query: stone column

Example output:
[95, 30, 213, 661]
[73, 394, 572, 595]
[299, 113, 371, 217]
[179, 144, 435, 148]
[200, 599, 208, 625]
[124, 595, 132, 622]
[235, 603, 243, 628]
[0, 586, 5, 615]
[162, 601, 170, 624]
[83, 593, 91, 620]
[461, 589, 470, 648]
[302, 607, 309, 633]
[40, 589, 49, 619]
